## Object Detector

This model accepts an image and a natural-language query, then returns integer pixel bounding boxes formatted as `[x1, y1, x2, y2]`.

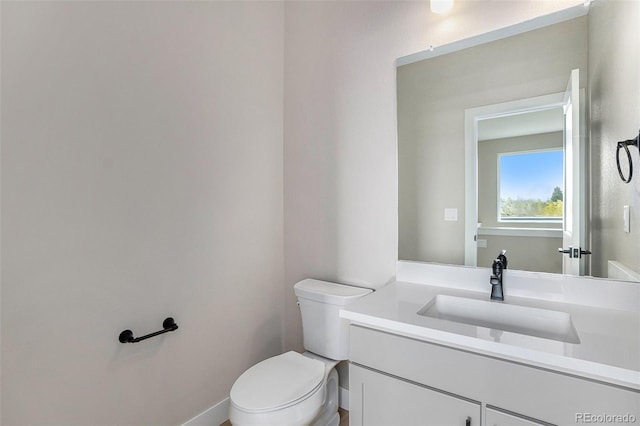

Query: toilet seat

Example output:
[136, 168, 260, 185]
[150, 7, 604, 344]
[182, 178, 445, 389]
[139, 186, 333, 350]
[230, 351, 325, 413]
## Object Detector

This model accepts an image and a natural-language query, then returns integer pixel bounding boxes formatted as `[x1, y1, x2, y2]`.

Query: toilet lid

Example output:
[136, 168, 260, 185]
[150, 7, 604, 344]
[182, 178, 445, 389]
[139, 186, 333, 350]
[230, 351, 325, 412]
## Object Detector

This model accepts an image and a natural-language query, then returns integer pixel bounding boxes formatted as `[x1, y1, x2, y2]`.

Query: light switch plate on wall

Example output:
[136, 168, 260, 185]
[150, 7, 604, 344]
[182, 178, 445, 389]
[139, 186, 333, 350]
[444, 208, 458, 221]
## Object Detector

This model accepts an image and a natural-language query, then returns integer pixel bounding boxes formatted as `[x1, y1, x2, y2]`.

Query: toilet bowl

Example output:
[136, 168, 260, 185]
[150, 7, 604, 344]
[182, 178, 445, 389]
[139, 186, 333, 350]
[228, 279, 372, 426]
[229, 351, 339, 426]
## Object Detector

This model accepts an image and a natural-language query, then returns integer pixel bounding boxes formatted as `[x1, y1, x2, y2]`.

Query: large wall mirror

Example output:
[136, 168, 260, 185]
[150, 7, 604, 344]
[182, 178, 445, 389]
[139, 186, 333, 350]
[398, 1, 640, 281]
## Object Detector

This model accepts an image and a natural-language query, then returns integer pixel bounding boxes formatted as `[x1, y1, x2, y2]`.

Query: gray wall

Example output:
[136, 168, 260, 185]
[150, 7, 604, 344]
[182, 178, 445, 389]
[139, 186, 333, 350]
[477, 235, 563, 274]
[398, 16, 588, 264]
[589, 0, 640, 278]
[1, 2, 284, 424]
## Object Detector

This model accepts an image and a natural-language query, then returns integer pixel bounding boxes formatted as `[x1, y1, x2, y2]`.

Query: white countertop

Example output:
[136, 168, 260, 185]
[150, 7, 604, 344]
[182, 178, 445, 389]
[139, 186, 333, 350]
[340, 277, 640, 391]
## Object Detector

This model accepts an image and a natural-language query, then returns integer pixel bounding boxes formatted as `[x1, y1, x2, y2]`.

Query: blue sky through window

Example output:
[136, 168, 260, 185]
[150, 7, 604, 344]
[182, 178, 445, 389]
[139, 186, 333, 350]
[500, 150, 563, 201]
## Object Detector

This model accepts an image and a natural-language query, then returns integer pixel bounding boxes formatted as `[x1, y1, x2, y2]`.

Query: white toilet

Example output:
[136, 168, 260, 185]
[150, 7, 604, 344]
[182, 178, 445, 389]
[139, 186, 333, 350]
[229, 279, 372, 426]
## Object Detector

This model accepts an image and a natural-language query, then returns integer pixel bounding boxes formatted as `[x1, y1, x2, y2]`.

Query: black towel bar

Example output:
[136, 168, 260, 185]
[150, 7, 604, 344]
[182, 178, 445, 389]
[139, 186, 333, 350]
[119, 317, 178, 343]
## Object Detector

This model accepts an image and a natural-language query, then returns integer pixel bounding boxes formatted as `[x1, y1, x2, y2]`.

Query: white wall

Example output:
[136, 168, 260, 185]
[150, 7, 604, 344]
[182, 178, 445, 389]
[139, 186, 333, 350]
[589, 0, 640, 278]
[1, 2, 284, 424]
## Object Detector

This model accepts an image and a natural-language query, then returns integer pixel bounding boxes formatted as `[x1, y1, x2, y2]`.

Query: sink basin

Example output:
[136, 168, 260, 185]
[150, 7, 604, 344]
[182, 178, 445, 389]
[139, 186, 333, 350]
[417, 295, 580, 344]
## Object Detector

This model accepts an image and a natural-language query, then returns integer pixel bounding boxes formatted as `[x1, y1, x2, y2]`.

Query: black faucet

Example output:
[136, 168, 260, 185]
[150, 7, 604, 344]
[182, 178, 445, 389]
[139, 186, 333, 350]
[490, 250, 508, 301]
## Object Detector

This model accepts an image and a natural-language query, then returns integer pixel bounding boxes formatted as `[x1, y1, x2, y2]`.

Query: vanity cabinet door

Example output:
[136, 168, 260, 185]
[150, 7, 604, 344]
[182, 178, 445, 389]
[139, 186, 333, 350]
[486, 407, 554, 426]
[350, 364, 481, 426]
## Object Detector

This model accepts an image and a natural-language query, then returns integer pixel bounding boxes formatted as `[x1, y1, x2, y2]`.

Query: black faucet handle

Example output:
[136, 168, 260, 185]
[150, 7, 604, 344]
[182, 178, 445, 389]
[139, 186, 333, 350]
[492, 258, 504, 276]
[496, 251, 508, 269]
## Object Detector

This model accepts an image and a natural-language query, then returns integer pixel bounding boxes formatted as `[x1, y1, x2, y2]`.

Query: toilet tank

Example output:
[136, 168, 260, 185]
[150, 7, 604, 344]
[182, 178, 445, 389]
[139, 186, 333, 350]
[294, 279, 372, 360]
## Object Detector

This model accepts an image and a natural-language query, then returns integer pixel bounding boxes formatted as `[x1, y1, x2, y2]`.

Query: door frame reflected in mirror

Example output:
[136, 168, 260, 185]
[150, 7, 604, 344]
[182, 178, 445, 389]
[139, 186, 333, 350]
[464, 92, 573, 269]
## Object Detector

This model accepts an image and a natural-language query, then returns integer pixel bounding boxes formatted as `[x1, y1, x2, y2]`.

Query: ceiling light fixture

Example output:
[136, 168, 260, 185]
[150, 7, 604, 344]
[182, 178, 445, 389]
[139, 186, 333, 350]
[431, 0, 454, 14]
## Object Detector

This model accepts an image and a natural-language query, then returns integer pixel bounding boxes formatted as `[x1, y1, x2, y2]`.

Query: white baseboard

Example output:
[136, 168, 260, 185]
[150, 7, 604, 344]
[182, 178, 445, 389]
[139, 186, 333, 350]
[183, 387, 350, 426]
[182, 397, 229, 426]
[339, 386, 349, 411]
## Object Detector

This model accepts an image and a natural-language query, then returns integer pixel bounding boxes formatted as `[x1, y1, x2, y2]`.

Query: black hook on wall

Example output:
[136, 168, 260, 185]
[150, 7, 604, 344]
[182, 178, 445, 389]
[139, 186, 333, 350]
[119, 317, 178, 343]
[616, 129, 640, 183]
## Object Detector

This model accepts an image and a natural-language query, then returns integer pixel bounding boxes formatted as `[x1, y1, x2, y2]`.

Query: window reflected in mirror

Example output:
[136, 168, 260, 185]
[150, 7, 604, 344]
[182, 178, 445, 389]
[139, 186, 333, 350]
[498, 149, 563, 222]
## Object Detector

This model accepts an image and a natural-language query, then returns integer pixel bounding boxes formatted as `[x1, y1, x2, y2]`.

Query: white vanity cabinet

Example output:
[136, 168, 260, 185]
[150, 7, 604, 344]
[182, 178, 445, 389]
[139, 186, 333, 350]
[348, 325, 640, 426]
[350, 364, 480, 426]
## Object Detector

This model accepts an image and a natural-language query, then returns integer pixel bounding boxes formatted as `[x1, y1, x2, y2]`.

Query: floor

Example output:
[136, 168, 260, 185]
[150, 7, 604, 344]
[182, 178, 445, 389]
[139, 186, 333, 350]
[339, 408, 349, 426]
[220, 408, 349, 426]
